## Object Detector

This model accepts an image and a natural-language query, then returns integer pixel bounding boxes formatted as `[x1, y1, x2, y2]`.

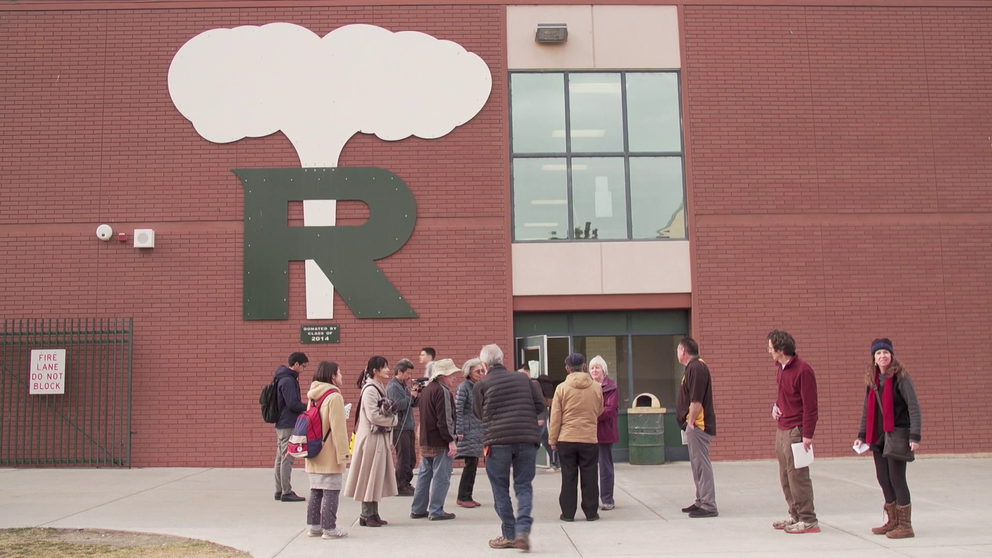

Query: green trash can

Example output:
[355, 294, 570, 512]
[628, 393, 665, 465]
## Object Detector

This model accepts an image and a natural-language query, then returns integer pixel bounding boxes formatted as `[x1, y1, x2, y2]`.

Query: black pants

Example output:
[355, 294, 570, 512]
[558, 441, 599, 519]
[457, 456, 479, 501]
[873, 450, 911, 505]
[394, 429, 416, 489]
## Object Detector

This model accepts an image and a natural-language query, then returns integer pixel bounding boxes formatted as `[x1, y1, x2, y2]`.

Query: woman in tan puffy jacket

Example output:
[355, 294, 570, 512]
[304, 361, 352, 540]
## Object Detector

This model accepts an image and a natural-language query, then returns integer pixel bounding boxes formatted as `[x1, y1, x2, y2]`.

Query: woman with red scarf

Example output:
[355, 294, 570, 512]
[854, 338, 922, 539]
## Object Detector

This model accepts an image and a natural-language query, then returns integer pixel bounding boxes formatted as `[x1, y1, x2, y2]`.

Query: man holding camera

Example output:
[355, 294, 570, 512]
[388, 358, 420, 496]
[410, 358, 460, 521]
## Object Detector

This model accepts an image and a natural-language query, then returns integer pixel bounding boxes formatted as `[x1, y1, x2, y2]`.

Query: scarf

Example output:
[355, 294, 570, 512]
[865, 370, 895, 444]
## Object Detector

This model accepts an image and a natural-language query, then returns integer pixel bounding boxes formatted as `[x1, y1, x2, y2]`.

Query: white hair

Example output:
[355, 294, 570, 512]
[589, 355, 609, 377]
[462, 358, 482, 378]
[479, 344, 503, 366]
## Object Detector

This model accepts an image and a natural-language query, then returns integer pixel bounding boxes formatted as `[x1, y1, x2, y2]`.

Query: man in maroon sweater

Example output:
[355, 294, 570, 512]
[767, 330, 819, 534]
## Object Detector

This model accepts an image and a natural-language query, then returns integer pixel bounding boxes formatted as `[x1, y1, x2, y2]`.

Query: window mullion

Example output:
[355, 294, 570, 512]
[563, 72, 574, 240]
[620, 72, 633, 240]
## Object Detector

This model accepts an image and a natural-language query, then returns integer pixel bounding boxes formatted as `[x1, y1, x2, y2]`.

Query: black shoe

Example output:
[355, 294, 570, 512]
[410, 511, 429, 519]
[397, 486, 415, 496]
[681, 504, 700, 513]
[586, 514, 600, 522]
[274, 492, 282, 501]
[429, 512, 456, 521]
[559, 514, 574, 522]
[280, 491, 305, 502]
[688, 508, 719, 518]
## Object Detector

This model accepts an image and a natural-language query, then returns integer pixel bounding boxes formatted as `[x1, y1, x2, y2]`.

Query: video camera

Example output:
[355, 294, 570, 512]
[412, 377, 430, 390]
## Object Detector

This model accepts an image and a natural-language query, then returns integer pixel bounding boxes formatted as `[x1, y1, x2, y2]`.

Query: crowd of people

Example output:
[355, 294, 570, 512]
[266, 331, 922, 547]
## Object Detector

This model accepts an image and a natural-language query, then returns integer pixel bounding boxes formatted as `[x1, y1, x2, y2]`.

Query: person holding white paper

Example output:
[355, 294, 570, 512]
[854, 338, 921, 539]
[767, 330, 819, 534]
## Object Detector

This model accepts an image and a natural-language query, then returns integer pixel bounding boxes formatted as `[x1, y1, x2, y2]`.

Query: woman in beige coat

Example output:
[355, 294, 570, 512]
[304, 361, 351, 539]
[343, 356, 399, 527]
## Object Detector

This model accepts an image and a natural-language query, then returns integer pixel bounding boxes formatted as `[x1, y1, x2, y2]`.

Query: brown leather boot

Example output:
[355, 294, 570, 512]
[871, 502, 898, 535]
[886, 504, 914, 539]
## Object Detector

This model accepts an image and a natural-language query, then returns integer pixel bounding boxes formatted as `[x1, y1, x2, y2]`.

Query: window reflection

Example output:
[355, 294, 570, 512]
[631, 335, 682, 409]
[629, 157, 685, 239]
[571, 158, 627, 240]
[626, 73, 682, 153]
[510, 71, 684, 241]
[568, 74, 624, 153]
[513, 158, 568, 241]
[511, 74, 566, 154]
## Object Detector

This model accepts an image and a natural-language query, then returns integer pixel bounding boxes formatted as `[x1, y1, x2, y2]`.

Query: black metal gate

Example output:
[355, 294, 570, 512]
[0, 318, 132, 467]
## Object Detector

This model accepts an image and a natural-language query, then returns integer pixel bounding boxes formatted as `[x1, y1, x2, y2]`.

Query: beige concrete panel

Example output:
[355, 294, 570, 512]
[592, 6, 681, 69]
[512, 242, 603, 295]
[601, 241, 690, 294]
[507, 6, 594, 70]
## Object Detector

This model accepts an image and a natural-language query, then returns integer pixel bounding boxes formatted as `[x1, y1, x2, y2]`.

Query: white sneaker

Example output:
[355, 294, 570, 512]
[307, 526, 322, 537]
[322, 528, 348, 539]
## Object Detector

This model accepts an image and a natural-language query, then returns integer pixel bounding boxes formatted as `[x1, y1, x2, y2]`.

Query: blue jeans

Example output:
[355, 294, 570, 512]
[486, 443, 538, 539]
[411, 452, 454, 518]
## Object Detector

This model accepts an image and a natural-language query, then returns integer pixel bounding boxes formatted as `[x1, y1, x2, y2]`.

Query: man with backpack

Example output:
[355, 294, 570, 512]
[274, 352, 309, 502]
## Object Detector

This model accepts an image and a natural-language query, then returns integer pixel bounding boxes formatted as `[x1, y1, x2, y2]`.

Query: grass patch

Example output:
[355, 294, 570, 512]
[0, 528, 250, 557]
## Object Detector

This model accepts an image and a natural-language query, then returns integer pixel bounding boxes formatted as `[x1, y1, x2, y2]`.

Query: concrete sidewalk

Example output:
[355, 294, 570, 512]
[1, 457, 989, 557]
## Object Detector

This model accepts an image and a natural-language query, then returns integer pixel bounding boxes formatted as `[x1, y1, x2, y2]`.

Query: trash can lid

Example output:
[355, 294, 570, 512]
[628, 393, 665, 413]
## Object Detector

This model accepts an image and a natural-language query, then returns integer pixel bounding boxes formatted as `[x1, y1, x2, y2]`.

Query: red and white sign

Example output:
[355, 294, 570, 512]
[29, 349, 66, 394]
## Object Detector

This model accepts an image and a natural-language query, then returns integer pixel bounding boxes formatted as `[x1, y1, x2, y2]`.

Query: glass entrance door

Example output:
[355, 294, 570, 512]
[516, 335, 549, 467]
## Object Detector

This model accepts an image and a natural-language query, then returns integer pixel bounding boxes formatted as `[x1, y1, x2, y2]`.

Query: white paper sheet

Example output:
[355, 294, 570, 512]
[853, 441, 870, 454]
[792, 442, 814, 469]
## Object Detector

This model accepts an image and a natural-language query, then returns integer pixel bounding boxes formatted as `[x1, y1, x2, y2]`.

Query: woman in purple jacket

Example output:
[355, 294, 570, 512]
[589, 355, 619, 510]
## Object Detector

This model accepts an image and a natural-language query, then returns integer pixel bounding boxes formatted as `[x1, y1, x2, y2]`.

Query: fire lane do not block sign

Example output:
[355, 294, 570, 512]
[30, 349, 66, 394]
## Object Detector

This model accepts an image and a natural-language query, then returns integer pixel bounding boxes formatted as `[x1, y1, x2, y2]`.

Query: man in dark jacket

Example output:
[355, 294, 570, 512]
[410, 358, 459, 521]
[473, 344, 546, 552]
[273, 352, 308, 502]
[388, 358, 418, 496]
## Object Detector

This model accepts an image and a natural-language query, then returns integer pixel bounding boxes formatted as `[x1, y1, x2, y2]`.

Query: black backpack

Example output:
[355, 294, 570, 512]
[260, 377, 280, 423]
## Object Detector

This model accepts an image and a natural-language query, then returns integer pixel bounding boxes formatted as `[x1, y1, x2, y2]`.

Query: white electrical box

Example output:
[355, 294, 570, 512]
[134, 229, 155, 249]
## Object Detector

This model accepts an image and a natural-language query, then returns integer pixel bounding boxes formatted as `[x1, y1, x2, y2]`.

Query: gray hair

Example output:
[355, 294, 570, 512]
[479, 344, 503, 366]
[589, 355, 609, 377]
[462, 358, 483, 378]
[394, 358, 415, 373]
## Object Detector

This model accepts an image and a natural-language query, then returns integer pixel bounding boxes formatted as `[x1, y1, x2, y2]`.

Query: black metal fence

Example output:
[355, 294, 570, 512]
[0, 318, 132, 467]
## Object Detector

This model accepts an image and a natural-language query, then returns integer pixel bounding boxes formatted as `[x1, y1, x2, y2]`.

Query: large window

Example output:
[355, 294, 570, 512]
[511, 72, 685, 241]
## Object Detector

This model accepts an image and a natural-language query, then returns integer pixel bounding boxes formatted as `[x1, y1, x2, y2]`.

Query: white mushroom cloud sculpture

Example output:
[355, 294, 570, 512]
[168, 22, 493, 168]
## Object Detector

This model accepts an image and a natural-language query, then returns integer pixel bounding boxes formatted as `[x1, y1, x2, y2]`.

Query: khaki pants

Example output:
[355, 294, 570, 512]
[775, 427, 816, 523]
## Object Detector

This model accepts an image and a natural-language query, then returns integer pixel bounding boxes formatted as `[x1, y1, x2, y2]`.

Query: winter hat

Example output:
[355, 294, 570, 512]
[870, 338, 894, 356]
[564, 353, 585, 369]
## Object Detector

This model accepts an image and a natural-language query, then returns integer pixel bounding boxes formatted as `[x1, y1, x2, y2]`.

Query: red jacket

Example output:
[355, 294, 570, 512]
[776, 355, 818, 437]
[597, 376, 620, 444]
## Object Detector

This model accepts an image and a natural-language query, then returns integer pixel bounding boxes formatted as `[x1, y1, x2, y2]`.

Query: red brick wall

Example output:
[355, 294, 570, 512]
[683, 6, 992, 459]
[0, 5, 509, 466]
[4, 1, 990, 466]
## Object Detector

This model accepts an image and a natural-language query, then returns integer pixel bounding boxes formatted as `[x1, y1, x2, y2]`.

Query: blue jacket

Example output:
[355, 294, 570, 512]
[274, 365, 307, 429]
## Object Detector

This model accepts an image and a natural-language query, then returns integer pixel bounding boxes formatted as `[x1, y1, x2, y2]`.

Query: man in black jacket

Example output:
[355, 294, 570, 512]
[273, 352, 308, 502]
[474, 344, 546, 552]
